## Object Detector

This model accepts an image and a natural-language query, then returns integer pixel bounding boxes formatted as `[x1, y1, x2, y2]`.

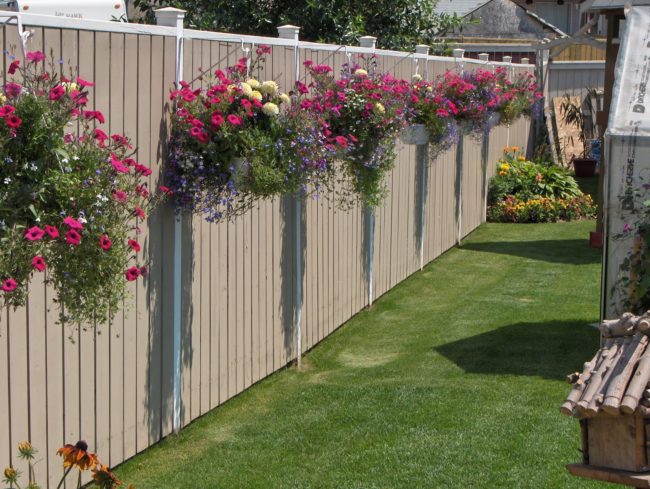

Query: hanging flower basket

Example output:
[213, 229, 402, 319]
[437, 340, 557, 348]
[400, 124, 430, 145]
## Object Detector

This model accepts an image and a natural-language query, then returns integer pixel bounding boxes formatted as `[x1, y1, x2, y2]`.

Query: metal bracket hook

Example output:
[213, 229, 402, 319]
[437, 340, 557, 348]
[0, 13, 32, 59]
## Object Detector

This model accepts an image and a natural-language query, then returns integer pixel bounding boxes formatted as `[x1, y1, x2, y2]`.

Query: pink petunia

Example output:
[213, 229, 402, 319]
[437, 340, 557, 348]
[83, 110, 105, 124]
[135, 164, 152, 177]
[135, 184, 150, 198]
[334, 135, 348, 148]
[4, 82, 21, 98]
[0, 106, 15, 118]
[44, 225, 59, 239]
[8, 60, 19, 75]
[65, 229, 81, 245]
[159, 185, 173, 195]
[26, 51, 45, 63]
[31, 256, 46, 272]
[112, 190, 127, 203]
[124, 266, 141, 281]
[128, 239, 141, 253]
[76, 77, 94, 88]
[134, 207, 146, 219]
[1, 278, 17, 292]
[49, 85, 66, 101]
[227, 114, 243, 126]
[99, 235, 112, 250]
[5, 115, 21, 129]
[62, 216, 83, 230]
[211, 113, 224, 129]
[25, 226, 45, 241]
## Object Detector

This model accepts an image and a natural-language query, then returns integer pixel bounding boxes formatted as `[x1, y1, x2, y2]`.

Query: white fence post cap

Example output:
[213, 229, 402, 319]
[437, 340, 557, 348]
[478, 53, 489, 61]
[521, 57, 530, 64]
[453, 48, 465, 58]
[154, 7, 186, 27]
[277, 25, 300, 41]
[415, 44, 429, 55]
[502, 55, 512, 63]
[359, 36, 377, 48]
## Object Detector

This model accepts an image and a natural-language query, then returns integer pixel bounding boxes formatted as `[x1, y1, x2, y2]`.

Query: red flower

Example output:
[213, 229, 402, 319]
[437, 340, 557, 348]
[44, 225, 59, 238]
[4, 82, 21, 98]
[76, 77, 94, 88]
[63, 216, 83, 230]
[65, 229, 81, 245]
[8, 60, 19, 75]
[6, 115, 21, 129]
[159, 185, 173, 195]
[99, 235, 112, 250]
[135, 164, 152, 176]
[134, 207, 146, 219]
[0, 106, 15, 118]
[334, 135, 348, 148]
[25, 226, 45, 241]
[111, 134, 129, 147]
[1, 278, 17, 292]
[211, 113, 224, 129]
[94, 128, 108, 146]
[31, 256, 46, 272]
[49, 85, 66, 101]
[125, 266, 141, 281]
[26, 51, 45, 63]
[135, 184, 150, 198]
[128, 239, 141, 253]
[110, 154, 130, 174]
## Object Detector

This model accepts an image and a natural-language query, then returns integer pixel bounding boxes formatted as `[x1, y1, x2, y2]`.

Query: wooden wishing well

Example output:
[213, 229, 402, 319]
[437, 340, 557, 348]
[562, 312, 650, 487]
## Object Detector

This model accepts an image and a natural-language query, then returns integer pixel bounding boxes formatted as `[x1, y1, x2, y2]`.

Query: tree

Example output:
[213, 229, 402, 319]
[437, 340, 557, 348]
[131, 0, 465, 51]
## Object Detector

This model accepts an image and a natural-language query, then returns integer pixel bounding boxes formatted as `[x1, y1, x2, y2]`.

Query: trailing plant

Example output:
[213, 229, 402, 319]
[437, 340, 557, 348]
[0, 51, 164, 325]
[494, 68, 542, 125]
[3, 440, 131, 489]
[167, 47, 335, 221]
[301, 56, 411, 207]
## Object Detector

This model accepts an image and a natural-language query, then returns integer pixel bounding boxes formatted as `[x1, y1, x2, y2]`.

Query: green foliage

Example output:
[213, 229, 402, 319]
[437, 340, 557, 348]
[132, 0, 466, 51]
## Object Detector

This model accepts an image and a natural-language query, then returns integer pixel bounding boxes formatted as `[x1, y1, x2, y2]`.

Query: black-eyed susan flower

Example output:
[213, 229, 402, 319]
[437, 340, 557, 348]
[57, 440, 98, 471]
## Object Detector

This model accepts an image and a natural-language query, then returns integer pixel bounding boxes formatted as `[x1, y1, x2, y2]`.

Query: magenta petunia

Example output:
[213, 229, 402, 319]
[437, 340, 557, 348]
[1, 278, 17, 292]
[83, 110, 105, 124]
[44, 225, 59, 239]
[4, 82, 21, 98]
[65, 229, 81, 245]
[8, 60, 19, 75]
[26, 51, 45, 63]
[334, 135, 348, 148]
[31, 256, 46, 272]
[5, 115, 21, 129]
[227, 114, 243, 126]
[0, 105, 15, 118]
[99, 235, 112, 250]
[135, 164, 152, 177]
[94, 128, 109, 145]
[124, 266, 141, 281]
[62, 216, 83, 230]
[128, 239, 141, 253]
[112, 190, 127, 203]
[134, 207, 146, 219]
[76, 77, 94, 88]
[25, 226, 45, 241]
[49, 85, 66, 101]
[110, 155, 130, 174]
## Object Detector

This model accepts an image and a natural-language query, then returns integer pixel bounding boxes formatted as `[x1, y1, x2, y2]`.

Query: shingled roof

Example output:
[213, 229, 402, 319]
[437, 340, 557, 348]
[562, 312, 650, 418]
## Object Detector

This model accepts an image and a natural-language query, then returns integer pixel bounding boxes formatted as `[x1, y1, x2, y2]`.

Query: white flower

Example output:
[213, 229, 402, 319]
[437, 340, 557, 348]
[62, 158, 69, 164]
[246, 79, 260, 89]
[279, 93, 291, 105]
[30, 163, 38, 171]
[261, 102, 279, 117]
[0, 93, 6, 104]
[3, 177, 11, 184]
[260, 80, 278, 96]
[251, 90, 263, 101]
[412, 74, 423, 82]
[354, 69, 368, 77]
[35, 217, 41, 223]
[240, 82, 253, 98]
[78, 216, 87, 224]
[374, 102, 385, 114]
[62, 82, 79, 93]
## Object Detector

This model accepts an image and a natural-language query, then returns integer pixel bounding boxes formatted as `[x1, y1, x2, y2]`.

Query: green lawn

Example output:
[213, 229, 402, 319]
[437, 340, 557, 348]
[116, 220, 608, 488]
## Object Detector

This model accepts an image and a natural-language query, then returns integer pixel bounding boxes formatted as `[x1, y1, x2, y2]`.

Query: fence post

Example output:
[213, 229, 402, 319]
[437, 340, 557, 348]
[358, 35, 377, 305]
[278, 24, 304, 365]
[415, 44, 430, 270]
[502, 56, 513, 148]
[155, 6, 186, 435]
[454, 48, 465, 245]
[481, 55, 493, 223]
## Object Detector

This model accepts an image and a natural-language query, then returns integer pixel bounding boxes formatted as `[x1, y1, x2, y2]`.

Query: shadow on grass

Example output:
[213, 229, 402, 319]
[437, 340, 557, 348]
[460, 238, 601, 265]
[435, 321, 599, 380]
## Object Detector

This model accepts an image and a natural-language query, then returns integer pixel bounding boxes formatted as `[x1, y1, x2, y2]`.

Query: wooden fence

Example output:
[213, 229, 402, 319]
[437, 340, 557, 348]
[0, 14, 531, 487]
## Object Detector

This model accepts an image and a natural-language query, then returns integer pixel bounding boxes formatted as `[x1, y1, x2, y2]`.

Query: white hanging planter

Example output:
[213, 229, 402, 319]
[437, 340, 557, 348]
[400, 124, 430, 145]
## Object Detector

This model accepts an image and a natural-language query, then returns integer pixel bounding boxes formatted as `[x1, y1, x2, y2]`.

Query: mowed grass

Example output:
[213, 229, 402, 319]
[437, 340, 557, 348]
[116, 220, 608, 488]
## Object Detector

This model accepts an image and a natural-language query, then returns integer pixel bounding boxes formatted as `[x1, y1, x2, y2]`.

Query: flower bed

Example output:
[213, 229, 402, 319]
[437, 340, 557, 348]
[487, 147, 596, 223]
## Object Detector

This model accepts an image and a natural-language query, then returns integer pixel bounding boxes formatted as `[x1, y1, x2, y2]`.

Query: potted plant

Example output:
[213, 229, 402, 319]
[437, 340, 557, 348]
[559, 94, 599, 178]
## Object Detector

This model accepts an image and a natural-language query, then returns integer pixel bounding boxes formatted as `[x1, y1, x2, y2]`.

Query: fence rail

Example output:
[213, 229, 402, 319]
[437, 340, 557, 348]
[0, 15, 532, 487]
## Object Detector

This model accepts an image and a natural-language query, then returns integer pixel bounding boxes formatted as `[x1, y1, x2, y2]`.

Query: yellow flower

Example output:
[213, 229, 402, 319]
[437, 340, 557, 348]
[251, 90, 263, 101]
[239, 82, 253, 98]
[0, 93, 7, 104]
[354, 68, 368, 77]
[17, 441, 35, 460]
[279, 93, 291, 105]
[374, 103, 385, 114]
[511, 146, 520, 152]
[261, 102, 279, 116]
[260, 80, 278, 96]
[246, 78, 260, 89]
[517, 156, 526, 161]
[57, 441, 98, 471]
[62, 81, 79, 93]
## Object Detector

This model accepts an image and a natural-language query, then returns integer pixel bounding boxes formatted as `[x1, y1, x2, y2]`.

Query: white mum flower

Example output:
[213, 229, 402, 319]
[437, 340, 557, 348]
[246, 79, 261, 89]
[240, 82, 253, 98]
[412, 74, 422, 82]
[260, 80, 278, 95]
[261, 102, 279, 116]
[354, 69, 368, 77]
[251, 90, 263, 101]
[279, 93, 291, 104]
[374, 103, 385, 114]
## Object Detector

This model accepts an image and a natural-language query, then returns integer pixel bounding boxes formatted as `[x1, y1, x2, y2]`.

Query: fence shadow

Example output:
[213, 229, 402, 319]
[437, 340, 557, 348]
[413, 144, 429, 267]
[460, 239, 601, 265]
[435, 320, 599, 380]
